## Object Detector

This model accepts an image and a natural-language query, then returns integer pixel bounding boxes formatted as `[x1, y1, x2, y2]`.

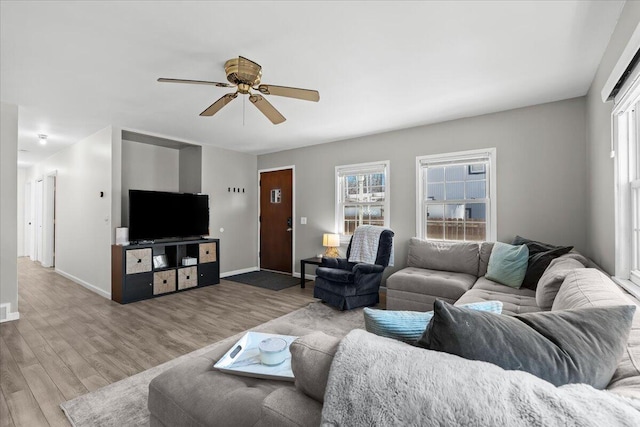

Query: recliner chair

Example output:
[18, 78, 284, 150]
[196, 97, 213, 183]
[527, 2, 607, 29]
[313, 229, 394, 310]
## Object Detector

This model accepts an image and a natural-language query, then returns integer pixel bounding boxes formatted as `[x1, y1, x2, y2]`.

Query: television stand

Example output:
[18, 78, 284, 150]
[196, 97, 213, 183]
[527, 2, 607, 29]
[111, 238, 220, 304]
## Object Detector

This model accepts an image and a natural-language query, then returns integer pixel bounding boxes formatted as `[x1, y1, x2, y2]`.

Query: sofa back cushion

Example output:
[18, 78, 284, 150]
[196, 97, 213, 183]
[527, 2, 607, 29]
[536, 257, 585, 310]
[552, 269, 640, 400]
[290, 331, 341, 403]
[407, 238, 479, 276]
[478, 242, 494, 277]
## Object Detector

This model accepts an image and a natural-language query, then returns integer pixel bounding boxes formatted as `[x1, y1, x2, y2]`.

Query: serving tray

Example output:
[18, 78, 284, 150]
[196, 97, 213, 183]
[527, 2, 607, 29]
[213, 331, 298, 381]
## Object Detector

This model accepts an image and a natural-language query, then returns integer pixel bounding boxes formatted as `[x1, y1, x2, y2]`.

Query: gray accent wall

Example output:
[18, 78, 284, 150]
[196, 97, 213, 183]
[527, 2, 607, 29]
[121, 139, 180, 227]
[179, 145, 202, 193]
[586, 1, 640, 274]
[1, 102, 19, 317]
[258, 97, 587, 280]
[201, 145, 258, 275]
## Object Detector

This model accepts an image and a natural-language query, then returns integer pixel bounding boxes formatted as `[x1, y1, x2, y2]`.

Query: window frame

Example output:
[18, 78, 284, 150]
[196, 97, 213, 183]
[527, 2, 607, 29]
[613, 64, 640, 297]
[416, 148, 497, 242]
[335, 160, 390, 243]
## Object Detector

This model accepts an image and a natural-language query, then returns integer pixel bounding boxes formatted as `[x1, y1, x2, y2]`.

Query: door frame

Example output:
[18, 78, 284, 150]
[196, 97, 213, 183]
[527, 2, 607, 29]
[24, 181, 32, 259]
[42, 170, 57, 268]
[34, 178, 44, 263]
[257, 165, 295, 275]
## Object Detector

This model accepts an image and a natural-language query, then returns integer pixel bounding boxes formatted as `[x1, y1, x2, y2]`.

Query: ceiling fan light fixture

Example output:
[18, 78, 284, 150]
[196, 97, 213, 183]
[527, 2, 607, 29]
[158, 55, 319, 124]
[38, 134, 48, 145]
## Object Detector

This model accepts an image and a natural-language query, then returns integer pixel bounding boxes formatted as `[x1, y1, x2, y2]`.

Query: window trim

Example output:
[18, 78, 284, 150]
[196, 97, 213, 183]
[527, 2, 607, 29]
[415, 148, 497, 242]
[335, 160, 390, 243]
[613, 66, 640, 293]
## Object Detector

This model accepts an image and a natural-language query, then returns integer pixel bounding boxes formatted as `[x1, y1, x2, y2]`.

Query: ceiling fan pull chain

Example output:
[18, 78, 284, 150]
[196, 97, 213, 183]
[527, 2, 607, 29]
[243, 95, 245, 126]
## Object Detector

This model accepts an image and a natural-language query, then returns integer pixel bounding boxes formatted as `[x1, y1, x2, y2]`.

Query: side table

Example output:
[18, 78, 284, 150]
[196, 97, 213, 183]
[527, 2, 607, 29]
[300, 256, 323, 288]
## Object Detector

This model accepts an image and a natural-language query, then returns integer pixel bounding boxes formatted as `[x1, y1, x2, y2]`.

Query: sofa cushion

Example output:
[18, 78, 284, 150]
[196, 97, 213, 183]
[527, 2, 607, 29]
[552, 269, 640, 400]
[406, 238, 479, 276]
[289, 332, 340, 403]
[471, 276, 537, 297]
[457, 277, 539, 315]
[363, 301, 503, 343]
[536, 257, 585, 310]
[456, 293, 540, 316]
[261, 386, 323, 427]
[512, 235, 573, 290]
[386, 267, 476, 301]
[485, 242, 529, 288]
[417, 300, 636, 389]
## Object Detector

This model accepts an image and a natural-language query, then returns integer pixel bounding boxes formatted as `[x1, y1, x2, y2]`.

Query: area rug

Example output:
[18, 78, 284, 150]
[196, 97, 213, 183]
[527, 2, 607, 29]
[225, 270, 308, 291]
[60, 302, 364, 427]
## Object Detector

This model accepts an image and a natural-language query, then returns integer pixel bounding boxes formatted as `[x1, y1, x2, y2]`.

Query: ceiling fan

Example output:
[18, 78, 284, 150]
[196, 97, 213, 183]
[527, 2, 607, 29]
[158, 56, 319, 125]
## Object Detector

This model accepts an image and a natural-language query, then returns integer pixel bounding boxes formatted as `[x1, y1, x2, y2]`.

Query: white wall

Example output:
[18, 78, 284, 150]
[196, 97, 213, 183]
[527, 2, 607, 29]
[1, 102, 19, 320]
[586, 1, 640, 274]
[121, 139, 180, 226]
[26, 126, 114, 297]
[258, 97, 587, 280]
[201, 145, 258, 275]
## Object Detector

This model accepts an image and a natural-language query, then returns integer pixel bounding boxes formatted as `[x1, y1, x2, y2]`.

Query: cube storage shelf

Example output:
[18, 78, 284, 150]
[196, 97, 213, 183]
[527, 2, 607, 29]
[111, 238, 220, 304]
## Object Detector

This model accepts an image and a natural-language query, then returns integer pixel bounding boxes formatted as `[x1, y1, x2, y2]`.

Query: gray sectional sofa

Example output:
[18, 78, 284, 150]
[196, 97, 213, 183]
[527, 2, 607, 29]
[386, 238, 593, 314]
[148, 239, 640, 426]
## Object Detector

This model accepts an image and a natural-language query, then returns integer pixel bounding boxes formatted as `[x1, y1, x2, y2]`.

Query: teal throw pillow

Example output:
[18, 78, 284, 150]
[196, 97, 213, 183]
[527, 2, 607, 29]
[486, 242, 529, 288]
[364, 301, 503, 344]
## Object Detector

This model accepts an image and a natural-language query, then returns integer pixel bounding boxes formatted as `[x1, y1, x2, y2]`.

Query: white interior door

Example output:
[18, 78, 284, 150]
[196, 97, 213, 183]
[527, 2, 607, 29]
[24, 181, 32, 259]
[34, 179, 43, 263]
[42, 173, 56, 267]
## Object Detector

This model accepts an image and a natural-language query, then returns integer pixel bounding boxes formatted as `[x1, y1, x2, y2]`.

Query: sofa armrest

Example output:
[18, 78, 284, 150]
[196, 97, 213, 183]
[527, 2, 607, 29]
[315, 267, 354, 283]
[353, 263, 384, 275]
[321, 257, 354, 270]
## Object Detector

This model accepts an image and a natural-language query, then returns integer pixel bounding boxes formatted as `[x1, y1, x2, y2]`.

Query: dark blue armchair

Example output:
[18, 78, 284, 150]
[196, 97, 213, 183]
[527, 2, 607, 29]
[313, 229, 394, 310]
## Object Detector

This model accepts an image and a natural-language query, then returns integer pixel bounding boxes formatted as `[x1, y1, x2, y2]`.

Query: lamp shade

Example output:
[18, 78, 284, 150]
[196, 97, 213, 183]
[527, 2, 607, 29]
[322, 233, 340, 247]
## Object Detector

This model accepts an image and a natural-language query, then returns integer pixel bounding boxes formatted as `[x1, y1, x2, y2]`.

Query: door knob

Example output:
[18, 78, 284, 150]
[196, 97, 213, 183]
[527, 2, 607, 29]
[286, 228, 293, 232]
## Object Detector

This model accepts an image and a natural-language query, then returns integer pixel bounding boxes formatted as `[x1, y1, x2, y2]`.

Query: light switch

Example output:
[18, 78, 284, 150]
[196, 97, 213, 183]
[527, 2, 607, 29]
[300, 217, 307, 225]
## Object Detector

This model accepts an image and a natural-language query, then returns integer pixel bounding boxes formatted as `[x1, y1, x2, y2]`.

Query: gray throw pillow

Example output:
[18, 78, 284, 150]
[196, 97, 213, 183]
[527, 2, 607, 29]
[416, 300, 636, 389]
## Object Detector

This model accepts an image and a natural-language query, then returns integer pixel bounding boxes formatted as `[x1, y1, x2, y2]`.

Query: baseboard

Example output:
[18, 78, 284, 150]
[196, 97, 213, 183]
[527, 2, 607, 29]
[220, 266, 259, 278]
[292, 272, 316, 281]
[55, 268, 111, 299]
[0, 303, 20, 323]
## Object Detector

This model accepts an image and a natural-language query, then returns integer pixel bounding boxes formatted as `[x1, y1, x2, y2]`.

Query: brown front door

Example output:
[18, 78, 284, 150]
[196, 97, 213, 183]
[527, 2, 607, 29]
[260, 169, 293, 273]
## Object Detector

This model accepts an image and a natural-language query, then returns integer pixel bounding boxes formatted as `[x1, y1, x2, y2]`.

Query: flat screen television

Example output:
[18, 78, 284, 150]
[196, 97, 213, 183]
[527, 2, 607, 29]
[128, 190, 209, 241]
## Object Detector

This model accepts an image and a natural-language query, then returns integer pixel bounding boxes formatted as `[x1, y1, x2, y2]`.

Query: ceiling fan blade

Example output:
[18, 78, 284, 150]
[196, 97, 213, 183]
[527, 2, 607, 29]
[158, 78, 232, 88]
[200, 93, 238, 116]
[256, 84, 320, 102]
[249, 94, 286, 124]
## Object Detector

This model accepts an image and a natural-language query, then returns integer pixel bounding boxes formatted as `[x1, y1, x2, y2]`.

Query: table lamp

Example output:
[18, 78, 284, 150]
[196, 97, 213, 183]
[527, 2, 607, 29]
[322, 233, 340, 258]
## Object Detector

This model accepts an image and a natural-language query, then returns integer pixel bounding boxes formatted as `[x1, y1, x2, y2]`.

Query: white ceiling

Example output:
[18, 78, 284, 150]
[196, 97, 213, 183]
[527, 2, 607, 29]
[1, 1, 625, 167]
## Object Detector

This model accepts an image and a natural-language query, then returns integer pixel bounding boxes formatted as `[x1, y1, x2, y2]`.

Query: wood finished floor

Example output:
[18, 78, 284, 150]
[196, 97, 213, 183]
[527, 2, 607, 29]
[0, 258, 318, 427]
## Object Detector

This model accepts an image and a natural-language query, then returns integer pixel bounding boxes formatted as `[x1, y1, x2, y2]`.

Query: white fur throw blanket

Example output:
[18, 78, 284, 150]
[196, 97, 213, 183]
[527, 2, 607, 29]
[348, 225, 394, 266]
[321, 330, 640, 426]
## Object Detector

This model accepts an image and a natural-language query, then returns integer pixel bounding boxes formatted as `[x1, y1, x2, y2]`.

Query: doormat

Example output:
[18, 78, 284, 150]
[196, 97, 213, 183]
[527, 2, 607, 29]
[224, 270, 309, 291]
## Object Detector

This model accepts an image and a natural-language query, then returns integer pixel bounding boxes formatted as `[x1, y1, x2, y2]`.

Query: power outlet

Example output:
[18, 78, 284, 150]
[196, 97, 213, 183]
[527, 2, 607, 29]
[300, 217, 307, 225]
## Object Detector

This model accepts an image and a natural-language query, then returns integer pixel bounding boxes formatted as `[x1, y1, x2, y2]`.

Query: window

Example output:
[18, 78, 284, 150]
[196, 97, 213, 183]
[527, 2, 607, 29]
[335, 161, 390, 240]
[614, 65, 640, 292]
[417, 149, 496, 242]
